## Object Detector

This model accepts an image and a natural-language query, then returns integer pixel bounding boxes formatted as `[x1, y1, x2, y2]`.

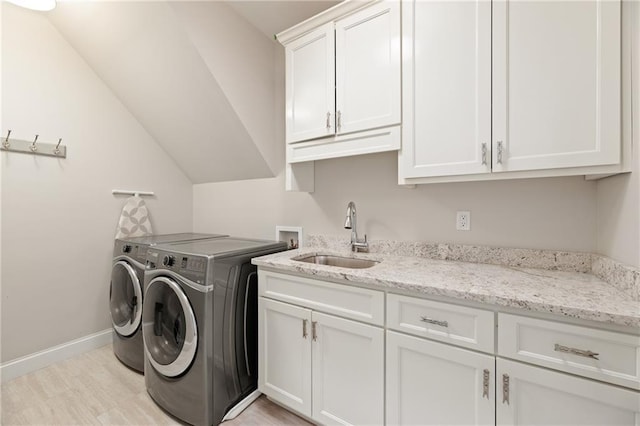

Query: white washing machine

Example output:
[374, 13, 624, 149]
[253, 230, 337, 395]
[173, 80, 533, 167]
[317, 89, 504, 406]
[110, 233, 227, 372]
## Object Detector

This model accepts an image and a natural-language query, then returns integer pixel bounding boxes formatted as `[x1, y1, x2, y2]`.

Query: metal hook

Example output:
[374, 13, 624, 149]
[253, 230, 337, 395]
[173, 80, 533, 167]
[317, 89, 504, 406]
[30, 134, 39, 152]
[53, 138, 62, 155]
[2, 130, 11, 149]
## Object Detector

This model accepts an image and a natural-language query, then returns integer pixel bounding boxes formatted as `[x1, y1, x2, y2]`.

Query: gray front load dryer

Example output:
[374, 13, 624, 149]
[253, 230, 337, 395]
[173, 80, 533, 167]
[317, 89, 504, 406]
[142, 237, 287, 425]
[110, 233, 227, 372]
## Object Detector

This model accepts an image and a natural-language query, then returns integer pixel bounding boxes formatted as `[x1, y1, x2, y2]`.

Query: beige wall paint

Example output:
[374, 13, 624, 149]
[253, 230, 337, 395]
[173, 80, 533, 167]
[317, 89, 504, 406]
[48, 1, 273, 184]
[194, 34, 599, 253]
[196, 8, 640, 267]
[596, 1, 640, 268]
[1, 5, 193, 362]
[194, 151, 598, 252]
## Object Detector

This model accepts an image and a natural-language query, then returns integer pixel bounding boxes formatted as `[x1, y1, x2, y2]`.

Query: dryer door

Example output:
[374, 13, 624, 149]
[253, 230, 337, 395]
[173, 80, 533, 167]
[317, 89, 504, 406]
[143, 276, 198, 378]
[110, 260, 142, 337]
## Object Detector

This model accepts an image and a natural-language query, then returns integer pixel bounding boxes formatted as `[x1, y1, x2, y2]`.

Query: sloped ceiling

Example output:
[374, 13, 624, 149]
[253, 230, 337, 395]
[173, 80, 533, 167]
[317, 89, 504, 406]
[48, 0, 338, 184]
[225, 1, 341, 39]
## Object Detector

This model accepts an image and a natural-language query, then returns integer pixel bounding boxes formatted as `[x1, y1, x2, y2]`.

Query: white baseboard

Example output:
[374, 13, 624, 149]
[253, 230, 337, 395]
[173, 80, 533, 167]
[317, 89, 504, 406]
[1, 328, 112, 383]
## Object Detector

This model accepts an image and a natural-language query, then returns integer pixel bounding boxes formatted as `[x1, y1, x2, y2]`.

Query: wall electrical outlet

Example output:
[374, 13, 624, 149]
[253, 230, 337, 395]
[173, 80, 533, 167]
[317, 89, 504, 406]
[456, 211, 471, 231]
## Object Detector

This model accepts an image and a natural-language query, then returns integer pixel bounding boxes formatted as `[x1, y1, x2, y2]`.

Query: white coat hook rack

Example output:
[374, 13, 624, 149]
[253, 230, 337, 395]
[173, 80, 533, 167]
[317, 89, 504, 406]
[112, 190, 155, 198]
[0, 130, 67, 158]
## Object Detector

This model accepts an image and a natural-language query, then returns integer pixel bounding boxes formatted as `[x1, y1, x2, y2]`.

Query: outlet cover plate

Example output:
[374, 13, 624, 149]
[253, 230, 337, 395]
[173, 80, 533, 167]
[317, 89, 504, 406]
[456, 211, 471, 231]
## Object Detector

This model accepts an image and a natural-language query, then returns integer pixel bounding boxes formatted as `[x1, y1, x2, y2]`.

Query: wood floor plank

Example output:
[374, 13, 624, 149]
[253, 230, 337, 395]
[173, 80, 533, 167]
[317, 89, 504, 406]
[1, 344, 311, 425]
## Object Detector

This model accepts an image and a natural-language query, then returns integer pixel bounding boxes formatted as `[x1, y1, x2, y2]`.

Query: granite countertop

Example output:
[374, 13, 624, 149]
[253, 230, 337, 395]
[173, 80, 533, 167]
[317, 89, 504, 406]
[253, 247, 640, 329]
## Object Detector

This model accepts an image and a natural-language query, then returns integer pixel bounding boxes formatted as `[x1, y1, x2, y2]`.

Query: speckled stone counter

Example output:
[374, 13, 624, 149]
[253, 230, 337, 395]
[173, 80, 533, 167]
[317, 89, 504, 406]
[252, 247, 640, 329]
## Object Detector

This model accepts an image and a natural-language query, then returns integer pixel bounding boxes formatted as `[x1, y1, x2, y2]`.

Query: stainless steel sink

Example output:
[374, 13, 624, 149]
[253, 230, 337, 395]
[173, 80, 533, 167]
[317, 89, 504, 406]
[294, 254, 379, 269]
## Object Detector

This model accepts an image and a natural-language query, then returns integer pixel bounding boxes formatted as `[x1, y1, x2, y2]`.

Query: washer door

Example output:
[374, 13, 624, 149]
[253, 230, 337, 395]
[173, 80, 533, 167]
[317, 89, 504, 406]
[143, 277, 197, 378]
[110, 261, 142, 337]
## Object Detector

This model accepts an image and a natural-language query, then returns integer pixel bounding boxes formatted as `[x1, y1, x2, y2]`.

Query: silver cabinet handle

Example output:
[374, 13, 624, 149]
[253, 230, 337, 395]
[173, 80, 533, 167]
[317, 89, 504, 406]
[420, 316, 448, 328]
[311, 321, 318, 341]
[481, 143, 487, 165]
[482, 369, 490, 399]
[502, 374, 510, 405]
[337, 110, 342, 132]
[302, 319, 308, 339]
[554, 343, 599, 360]
[496, 141, 504, 164]
[326, 111, 331, 130]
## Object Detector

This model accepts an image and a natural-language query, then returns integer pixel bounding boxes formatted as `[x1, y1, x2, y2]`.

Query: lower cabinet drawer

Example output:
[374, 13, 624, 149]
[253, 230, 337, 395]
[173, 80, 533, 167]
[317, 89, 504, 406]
[387, 293, 495, 353]
[498, 313, 640, 390]
[258, 270, 384, 326]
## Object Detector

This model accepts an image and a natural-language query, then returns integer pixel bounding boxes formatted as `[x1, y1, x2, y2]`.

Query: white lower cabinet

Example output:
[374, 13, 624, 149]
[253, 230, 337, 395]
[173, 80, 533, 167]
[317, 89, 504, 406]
[496, 358, 640, 425]
[258, 297, 384, 425]
[386, 331, 495, 426]
[258, 298, 312, 416]
[258, 271, 640, 425]
[313, 311, 384, 425]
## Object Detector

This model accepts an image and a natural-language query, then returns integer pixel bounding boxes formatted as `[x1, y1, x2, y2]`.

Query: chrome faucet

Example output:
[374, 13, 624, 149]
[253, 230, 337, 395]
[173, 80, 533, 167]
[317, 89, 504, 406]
[344, 201, 368, 252]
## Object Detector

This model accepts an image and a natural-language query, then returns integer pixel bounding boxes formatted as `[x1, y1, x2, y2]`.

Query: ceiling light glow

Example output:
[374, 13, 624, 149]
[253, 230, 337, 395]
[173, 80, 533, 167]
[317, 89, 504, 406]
[5, 0, 56, 12]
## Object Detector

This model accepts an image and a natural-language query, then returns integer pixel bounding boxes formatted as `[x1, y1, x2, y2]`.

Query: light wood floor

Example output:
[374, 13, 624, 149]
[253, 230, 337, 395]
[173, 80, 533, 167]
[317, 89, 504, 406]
[1, 344, 310, 425]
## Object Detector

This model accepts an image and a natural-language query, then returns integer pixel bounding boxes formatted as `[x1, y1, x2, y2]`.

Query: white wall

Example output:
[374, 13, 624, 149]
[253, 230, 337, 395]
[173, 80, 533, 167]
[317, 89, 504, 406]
[195, 151, 598, 252]
[170, 1, 283, 175]
[194, 29, 599, 252]
[195, 7, 640, 266]
[193, 8, 614, 255]
[1, 4, 193, 362]
[48, 1, 275, 184]
[596, 0, 640, 268]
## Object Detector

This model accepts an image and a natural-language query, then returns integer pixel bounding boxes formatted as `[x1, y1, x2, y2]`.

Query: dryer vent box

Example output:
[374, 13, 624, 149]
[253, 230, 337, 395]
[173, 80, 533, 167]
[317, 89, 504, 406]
[275, 226, 303, 250]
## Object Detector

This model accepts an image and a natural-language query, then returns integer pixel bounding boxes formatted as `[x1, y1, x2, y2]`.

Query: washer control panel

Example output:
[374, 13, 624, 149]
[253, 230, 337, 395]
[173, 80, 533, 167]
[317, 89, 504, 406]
[146, 249, 207, 285]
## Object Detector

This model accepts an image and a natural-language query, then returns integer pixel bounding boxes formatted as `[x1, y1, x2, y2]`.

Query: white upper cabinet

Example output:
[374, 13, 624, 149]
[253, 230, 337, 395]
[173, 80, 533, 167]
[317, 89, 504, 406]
[281, 1, 401, 147]
[335, 1, 401, 135]
[400, 0, 625, 183]
[285, 23, 335, 144]
[399, 0, 491, 179]
[492, 0, 621, 172]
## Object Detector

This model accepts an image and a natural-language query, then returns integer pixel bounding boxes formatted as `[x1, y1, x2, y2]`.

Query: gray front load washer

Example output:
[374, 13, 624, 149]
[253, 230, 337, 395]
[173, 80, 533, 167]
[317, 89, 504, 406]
[110, 233, 227, 372]
[142, 237, 287, 425]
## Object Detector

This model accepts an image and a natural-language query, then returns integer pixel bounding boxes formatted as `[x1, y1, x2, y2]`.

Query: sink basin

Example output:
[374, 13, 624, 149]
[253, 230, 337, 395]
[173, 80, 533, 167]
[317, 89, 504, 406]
[294, 254, 379, 269]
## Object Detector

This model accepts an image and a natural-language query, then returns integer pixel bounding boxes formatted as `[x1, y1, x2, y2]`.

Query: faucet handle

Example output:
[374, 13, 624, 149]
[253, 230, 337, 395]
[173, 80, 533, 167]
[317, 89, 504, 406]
[352, 234, 369, 253]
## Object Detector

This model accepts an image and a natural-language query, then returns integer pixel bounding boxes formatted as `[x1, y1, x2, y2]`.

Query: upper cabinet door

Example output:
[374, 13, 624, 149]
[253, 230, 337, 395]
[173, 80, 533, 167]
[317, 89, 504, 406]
[399, 0, 491, 179]
[492, 0, 621, 172]
[286, 23, 335, 144]
[335, 1, 401, 135]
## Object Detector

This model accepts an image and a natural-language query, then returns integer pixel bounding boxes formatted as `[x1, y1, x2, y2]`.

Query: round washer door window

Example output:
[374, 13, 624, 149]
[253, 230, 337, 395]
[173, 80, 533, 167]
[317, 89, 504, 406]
[110, 261, 142, 337]
[142, 276, 197, 378]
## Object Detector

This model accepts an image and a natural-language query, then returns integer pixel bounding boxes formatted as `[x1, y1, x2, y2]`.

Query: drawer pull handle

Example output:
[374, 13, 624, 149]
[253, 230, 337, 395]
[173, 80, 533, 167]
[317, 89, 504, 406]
[312, 321, 318, 342]
[482, 369, 490, 399]
[481, 143, 488, 165]
[302, 319, 308, 339]
[502, 374, 509, 405]
[420, 316, 448, 328]
[326, 112, 331, 130]
[554, 343, 599, 360]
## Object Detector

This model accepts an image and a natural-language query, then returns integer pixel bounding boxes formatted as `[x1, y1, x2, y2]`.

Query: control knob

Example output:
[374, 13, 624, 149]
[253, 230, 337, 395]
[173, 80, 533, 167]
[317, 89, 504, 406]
[122, 245, 132, 253]
[162, 255, 175, 267]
